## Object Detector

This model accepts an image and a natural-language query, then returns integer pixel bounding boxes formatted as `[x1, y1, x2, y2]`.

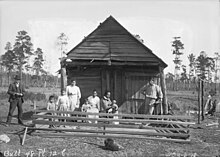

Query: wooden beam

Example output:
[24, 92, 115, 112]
[66, 61, 161, 67]
[21, 127, 28, 146]
[33, 110, 194, 120]
[32, 115, 195, 125]
[32, 120, 189, 132]
[31, 132, 191, 143]
[28, 127, 189, 138]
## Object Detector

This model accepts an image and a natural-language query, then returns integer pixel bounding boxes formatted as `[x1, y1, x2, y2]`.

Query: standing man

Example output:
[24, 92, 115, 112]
[142, 77, 163, 115]
[66, 79, 81, 111]
[6, 75, 25, 125]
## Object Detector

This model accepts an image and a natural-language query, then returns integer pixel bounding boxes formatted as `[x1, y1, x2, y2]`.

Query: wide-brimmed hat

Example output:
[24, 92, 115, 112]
[14, 75, 21, 80]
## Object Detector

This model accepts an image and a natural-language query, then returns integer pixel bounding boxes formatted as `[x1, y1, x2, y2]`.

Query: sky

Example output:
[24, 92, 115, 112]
[0, 0, 219, 75]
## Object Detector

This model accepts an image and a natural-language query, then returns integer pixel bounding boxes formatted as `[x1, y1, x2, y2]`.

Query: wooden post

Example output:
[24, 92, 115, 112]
[21, 127, 28, 145]
[218, 117, 220, 129]
[60, 60, 67, 94]
[201, 80, 204, 121]
[159, 67, 167, 115]
[113, 70, 117, 100]
[198, 80, 201, 124]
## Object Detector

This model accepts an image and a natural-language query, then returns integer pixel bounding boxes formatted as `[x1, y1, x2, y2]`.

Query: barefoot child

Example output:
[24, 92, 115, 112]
[57, 90, 70, 127]
[46, 95, 57, 128]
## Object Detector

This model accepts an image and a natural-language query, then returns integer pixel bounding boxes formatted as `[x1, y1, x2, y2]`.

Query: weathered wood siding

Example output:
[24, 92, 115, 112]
[119, 72, 159, 114]
[67, 16, 166, 67]
[67, 65, 160, 113]
[67, 68, 102, 104]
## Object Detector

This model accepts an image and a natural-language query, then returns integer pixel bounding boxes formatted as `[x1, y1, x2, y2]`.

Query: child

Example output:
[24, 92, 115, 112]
[46, 95, 56, 128]
[107, 100, 118, 114]
[81, 98, 91, 112]
[82, 99, 99, 123]
[111, 100, 118, 114]
[107, 100, 119, 125]
[57, 90, 70, 127]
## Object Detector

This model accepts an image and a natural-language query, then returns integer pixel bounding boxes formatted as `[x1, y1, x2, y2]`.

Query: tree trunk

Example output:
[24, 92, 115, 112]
[8, 71, 11, 85]
[19, 65, 23, 84]
[201, 80, 204, 121]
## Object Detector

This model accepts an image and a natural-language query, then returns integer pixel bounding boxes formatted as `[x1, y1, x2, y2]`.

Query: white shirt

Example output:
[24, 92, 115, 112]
[88, 96, 100, 110]
[57, 95, 69, 108]
[66, 85, 81, 99]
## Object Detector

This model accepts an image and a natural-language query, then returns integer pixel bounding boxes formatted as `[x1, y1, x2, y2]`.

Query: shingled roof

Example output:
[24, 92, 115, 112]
[67, 16, 167, 68]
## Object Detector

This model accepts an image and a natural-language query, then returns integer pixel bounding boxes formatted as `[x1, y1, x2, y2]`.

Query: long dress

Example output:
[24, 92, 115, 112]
[66, 85, 81, 111]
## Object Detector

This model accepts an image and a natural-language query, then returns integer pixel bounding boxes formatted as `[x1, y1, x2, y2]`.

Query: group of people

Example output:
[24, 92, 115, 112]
[5, 75, 162, 126]
[46, 79, 119, 125]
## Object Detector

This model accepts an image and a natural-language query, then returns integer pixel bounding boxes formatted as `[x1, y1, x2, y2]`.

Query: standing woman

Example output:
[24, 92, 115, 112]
[66, 79, 81, 111]
[100, 91, 112, 113]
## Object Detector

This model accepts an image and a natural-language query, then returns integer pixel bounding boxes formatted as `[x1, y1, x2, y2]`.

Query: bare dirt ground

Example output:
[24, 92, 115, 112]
[0, 88, 220, 157]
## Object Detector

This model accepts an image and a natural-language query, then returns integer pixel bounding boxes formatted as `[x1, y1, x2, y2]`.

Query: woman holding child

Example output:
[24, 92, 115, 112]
[100, 91, 119, 124]
[100, 91, 112, 113]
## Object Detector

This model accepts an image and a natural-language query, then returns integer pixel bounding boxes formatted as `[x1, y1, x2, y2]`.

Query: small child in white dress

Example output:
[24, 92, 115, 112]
[57, 90, 70, 126]
[108, 100, 119, 125]
[81, 98, 91, 112]
[46, 95, 57, 128]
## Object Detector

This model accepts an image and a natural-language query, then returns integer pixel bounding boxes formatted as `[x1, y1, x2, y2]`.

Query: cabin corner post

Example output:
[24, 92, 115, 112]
[60, 60, 67, 94]
[159, 67, 168, 115]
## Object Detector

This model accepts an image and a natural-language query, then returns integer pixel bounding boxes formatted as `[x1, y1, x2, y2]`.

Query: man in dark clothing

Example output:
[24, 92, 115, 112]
[6, 75, 25, 125]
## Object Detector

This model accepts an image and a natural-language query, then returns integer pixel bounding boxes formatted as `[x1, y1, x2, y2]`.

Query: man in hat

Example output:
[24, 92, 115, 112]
[6, 75, 25, 125]
[142, 77, 163, 115]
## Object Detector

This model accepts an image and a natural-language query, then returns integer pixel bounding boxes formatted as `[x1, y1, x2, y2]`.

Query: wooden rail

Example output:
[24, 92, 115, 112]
[33, 110, 194, 120]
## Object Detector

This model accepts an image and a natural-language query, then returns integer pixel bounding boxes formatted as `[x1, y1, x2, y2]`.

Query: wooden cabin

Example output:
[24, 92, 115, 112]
[60, 16, 168, 114]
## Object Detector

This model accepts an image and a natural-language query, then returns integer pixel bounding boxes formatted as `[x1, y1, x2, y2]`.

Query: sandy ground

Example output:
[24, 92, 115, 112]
[0, 89, 220, 157]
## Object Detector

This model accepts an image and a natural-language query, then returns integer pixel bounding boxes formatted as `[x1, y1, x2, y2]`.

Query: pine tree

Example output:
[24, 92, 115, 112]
[188, 53, 196, 80]
[1, 42, 17, 84]
[13, 31, 33, 79]
[172, 37, 184, 79]
[196, 51, 215, 81]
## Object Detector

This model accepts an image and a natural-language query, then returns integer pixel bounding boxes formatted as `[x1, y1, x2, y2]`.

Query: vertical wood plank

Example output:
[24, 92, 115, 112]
[106, 70, 110, 91]
[101, 69, 105, 96]
[114, 70, 117, 100]
[60, 67, 67, 94]
[160, 67, 167, 115]
[125, 74, 129, 113]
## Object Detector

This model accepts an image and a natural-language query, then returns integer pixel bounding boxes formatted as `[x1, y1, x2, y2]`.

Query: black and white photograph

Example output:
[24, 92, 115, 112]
[0, 0, 220, 156]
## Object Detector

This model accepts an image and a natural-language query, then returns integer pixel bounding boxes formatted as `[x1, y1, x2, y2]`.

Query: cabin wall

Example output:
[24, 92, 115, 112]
[67, 67, 102, 105]
[66, 65, 160, 113]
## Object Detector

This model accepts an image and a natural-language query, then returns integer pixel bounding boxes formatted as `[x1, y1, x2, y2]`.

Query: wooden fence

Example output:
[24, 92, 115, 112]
[166, 80, 220, 93]
[22, 110, 195, 145]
